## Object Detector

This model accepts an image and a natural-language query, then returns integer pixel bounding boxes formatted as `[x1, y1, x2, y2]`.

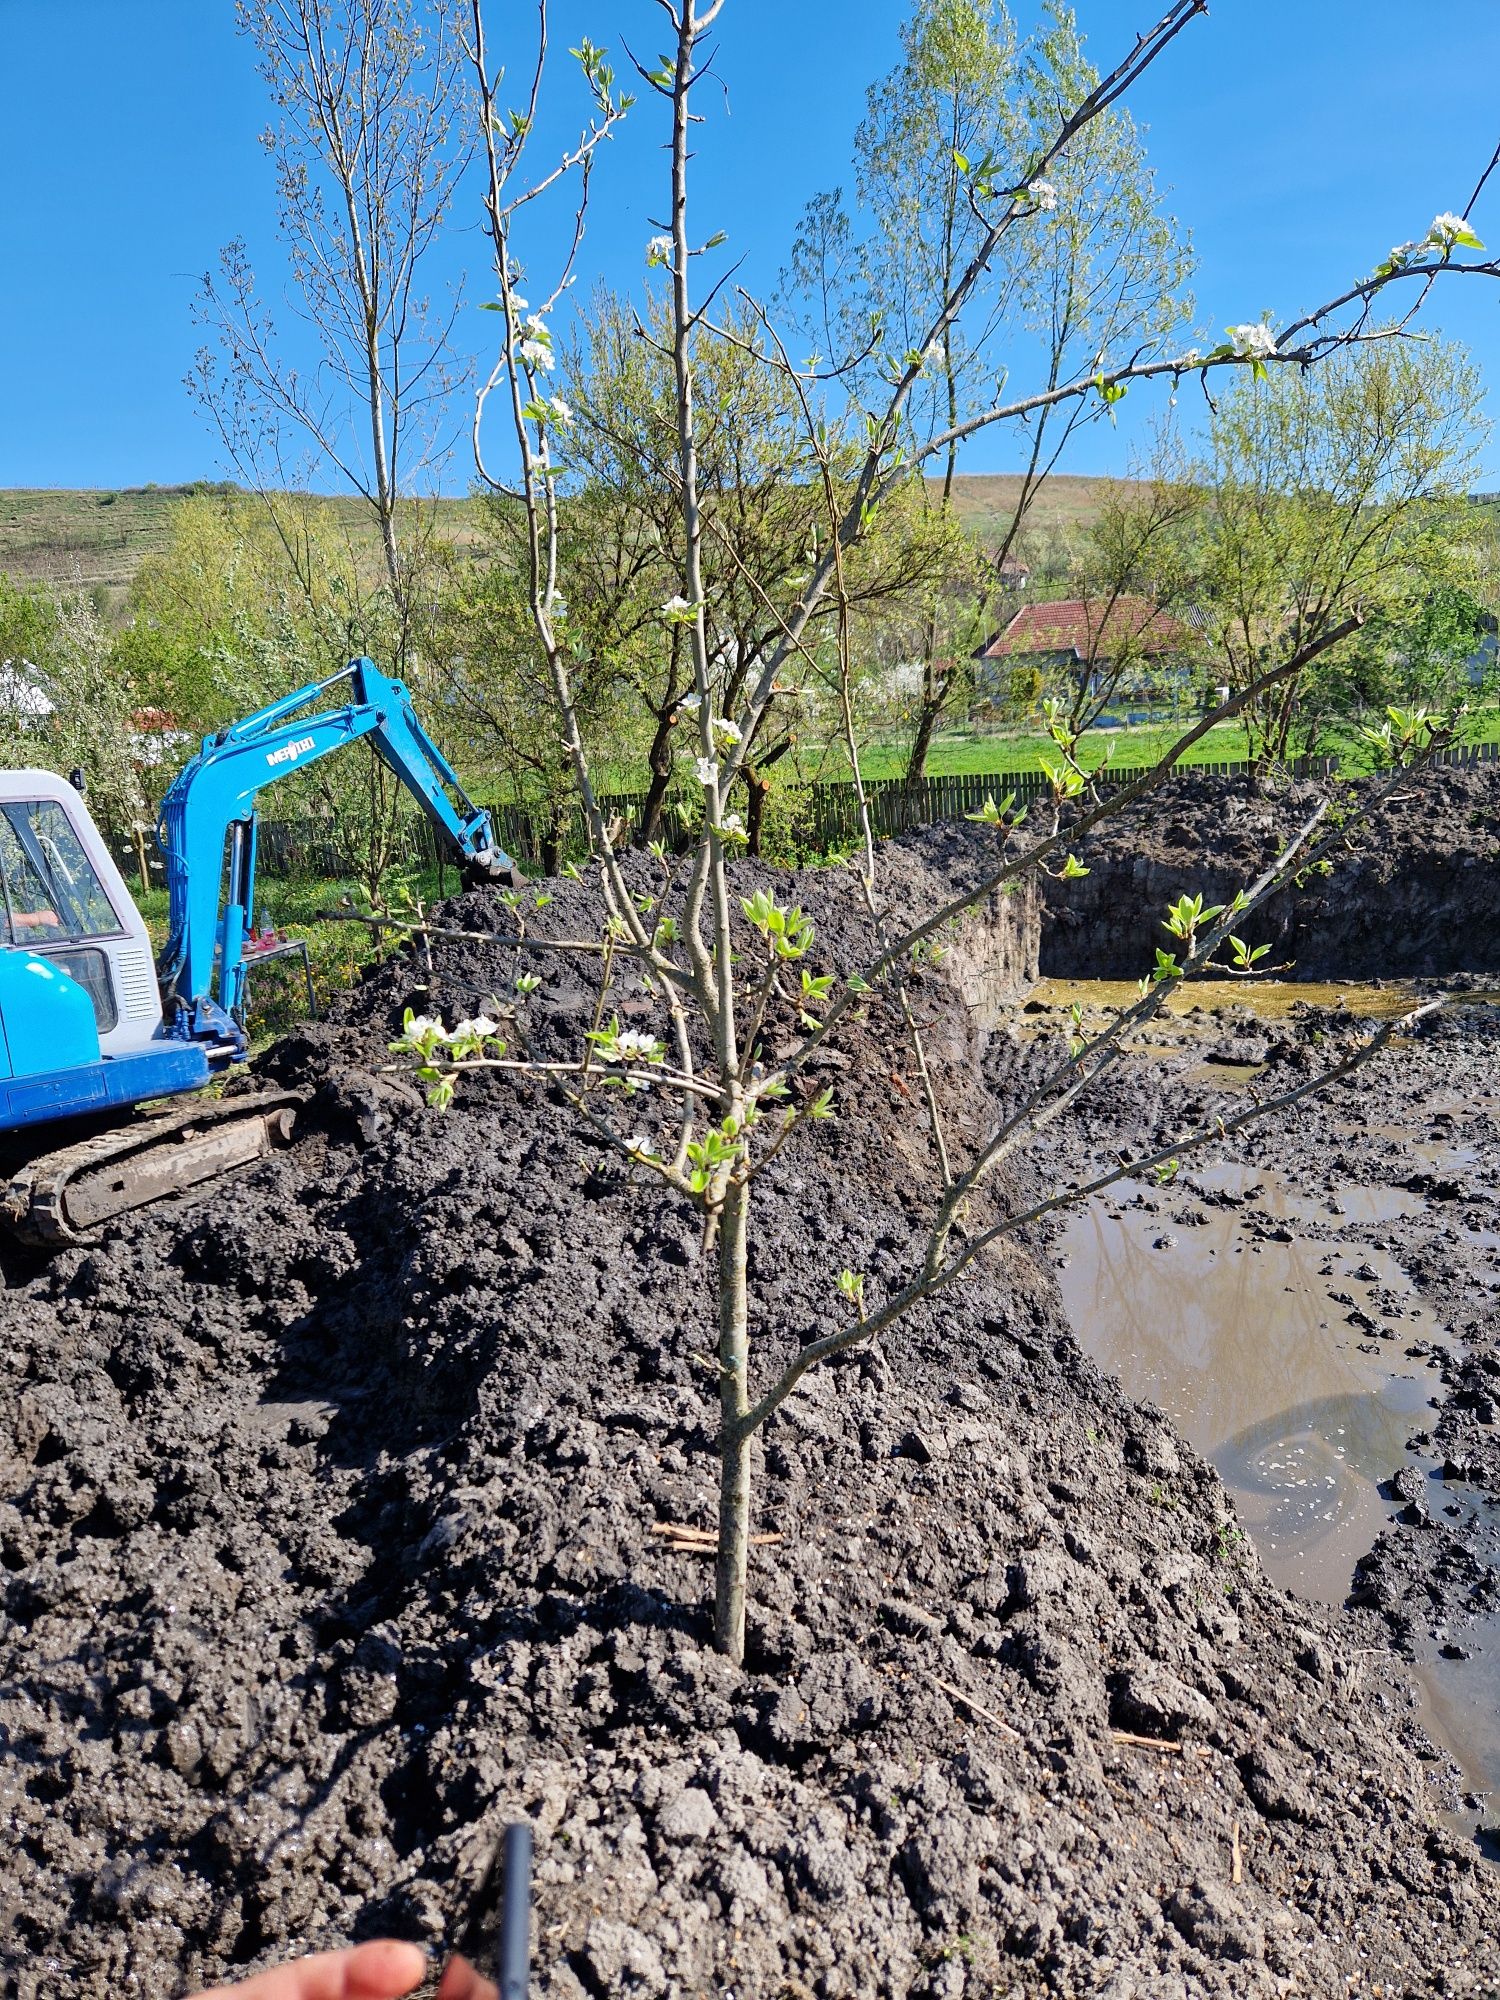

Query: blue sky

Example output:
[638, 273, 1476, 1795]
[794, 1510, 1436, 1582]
[3, 0, 1500, 491]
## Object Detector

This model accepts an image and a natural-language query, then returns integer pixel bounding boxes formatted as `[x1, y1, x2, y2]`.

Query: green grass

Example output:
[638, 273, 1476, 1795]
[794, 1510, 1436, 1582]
[849, 720, 1253, 781]
[842, 706, 1500, 783]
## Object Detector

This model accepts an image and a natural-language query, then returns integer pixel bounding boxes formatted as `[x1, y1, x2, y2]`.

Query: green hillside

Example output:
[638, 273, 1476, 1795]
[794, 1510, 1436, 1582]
[0, 485, 481, 608]
[0, 472, 1129, 606]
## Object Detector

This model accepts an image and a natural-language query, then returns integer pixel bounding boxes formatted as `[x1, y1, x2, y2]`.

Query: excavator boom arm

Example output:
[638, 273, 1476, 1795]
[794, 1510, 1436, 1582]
[156, 658, 511, 1045]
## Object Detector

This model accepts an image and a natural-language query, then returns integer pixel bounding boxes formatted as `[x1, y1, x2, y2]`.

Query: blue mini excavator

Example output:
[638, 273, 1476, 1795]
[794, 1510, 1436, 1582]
[0, 657, 515, 1244]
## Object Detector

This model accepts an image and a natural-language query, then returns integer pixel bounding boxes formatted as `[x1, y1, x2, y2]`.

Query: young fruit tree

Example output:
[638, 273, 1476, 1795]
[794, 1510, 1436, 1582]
[393, 0, 1500, 1666]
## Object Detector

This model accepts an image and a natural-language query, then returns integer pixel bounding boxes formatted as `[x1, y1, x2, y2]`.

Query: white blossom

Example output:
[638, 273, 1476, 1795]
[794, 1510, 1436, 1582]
[613, 1029, 662, 1060]
[711, 715, 741, 747]
[453, 1014, 501, 1040]
[1228, 322, 1277, 362]
[547, 395, 574, 427]
[401, 1013, 447, 1044]
[551, 596, 568, 622]
[677, 690, 703, 712]
[1180, 346, 1202, 366]
[1387, 241, 1421, 268]
[662, 594, 690, 615]
[646, 234, 672, 267]
[517, 313, 554, 372]
[624, 1131, 658, 1156]
[720, 812, 748, 841]
[694, 756, 720, 787]
[1029, 179, 1059, 211]
[1426, 211, 1472, 250]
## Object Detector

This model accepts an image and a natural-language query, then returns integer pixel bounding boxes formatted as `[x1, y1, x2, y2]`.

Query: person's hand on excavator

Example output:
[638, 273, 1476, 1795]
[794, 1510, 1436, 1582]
[185, 1940, 497, 2000]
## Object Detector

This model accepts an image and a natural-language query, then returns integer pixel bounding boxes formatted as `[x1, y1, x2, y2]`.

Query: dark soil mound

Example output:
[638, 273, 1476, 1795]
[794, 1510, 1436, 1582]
[1043, 761, 1500, 980]
[1, 835, 1495, 1997]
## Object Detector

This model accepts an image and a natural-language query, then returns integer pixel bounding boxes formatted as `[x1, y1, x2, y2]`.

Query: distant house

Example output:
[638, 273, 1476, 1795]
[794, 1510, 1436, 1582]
[973, 595, 1192, 716]
[130, 708, 193, 769]
[993, 554, 1032, 594]
[0, 661, 55, 722]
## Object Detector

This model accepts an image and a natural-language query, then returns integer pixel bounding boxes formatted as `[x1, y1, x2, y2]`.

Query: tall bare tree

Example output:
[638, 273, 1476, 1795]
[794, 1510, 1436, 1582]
[785, 0, 1194, 782]
[190, 0, 468, 642]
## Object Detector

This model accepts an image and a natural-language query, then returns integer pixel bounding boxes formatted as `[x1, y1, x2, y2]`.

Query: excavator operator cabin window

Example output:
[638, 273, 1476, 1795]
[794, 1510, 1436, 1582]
[0, 800, 123, 944]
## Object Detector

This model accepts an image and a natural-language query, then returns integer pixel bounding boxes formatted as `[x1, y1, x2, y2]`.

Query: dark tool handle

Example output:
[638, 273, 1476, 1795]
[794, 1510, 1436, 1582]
[497, 1821, 532, 2000]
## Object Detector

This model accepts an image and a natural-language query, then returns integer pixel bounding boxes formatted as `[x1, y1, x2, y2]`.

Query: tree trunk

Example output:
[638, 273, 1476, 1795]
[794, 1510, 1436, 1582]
[637, 707, 677, 847]
[541, 800, 566, 877]
[904, 673, 946, 786]
[745, 769, 770, 856]
[713, 1176, 752, 1663]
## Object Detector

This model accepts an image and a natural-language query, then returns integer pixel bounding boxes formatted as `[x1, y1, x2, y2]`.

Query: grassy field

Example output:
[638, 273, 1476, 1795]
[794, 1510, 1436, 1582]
[928, 471, 1128, 545]
[846, 708, 1500, 782]
[0, 485, 484, 607]
[851, 719, 1250, 780]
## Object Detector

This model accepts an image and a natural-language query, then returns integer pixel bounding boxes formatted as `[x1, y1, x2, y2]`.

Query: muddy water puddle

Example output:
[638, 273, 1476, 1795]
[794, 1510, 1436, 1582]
[1028, 975, 1449, 1025]
[1056, 1158, 1500, 1839]
[1056, 1163, 1442, 1600]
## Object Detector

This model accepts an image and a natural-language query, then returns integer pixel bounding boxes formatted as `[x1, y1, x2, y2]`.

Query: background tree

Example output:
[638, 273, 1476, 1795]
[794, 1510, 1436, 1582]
[188, 0, 471, 899]
[125, 490, 434, 898]
[0, 585, 149, 846]
[1194, 338, 1488, 765]
[785, 0, 1194, 782]
[477, 287, 960, 853]
[192, 0, 467, 629]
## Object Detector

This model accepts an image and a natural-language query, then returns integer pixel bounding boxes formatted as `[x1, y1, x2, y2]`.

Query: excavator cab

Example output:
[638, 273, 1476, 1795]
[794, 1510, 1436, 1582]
[0, 771, 212, 1134]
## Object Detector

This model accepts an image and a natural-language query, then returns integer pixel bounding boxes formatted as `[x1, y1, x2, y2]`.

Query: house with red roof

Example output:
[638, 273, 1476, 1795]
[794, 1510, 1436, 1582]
[973, 594, 1195, 717]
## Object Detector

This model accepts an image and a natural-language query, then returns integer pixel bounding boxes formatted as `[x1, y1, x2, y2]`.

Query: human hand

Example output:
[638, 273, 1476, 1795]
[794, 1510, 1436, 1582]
[435, 1956, 498, 2000]
[184, 1941, 499, 2000]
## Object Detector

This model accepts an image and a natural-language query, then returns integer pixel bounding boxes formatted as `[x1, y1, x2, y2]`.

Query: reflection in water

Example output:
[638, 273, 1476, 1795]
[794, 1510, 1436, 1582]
[1056, 1171, 1432, 1600]
[1058, 1160, 1500, 1844]
[1028, 976, 1437, 1022]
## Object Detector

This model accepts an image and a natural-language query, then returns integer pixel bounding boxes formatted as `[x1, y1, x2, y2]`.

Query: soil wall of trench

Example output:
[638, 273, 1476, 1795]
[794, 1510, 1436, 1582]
[1040, 764, 1500, 982]
[0, 810, 1496, 1999]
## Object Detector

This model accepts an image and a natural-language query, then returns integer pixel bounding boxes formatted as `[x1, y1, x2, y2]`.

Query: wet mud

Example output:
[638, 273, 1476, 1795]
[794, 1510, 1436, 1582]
[1020, 980, 1500, 1867]
[2, 792, 1499, 1997]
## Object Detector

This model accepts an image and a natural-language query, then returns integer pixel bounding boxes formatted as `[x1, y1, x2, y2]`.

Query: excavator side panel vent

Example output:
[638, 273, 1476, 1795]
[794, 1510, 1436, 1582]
[112, 947, 158, 1020]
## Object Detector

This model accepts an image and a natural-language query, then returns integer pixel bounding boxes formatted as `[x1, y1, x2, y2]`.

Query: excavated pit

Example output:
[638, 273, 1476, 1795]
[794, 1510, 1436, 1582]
[1, 792, 1498, 1998]
[1040, 763, 1500, 982]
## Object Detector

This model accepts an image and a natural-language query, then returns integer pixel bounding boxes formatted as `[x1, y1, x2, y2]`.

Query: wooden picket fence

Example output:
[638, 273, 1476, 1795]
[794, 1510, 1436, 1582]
[224, 740, 1500, 879]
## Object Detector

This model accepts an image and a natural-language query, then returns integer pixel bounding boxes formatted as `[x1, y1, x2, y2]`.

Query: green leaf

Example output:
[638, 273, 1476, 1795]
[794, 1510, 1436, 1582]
[951, 149, 970, 174]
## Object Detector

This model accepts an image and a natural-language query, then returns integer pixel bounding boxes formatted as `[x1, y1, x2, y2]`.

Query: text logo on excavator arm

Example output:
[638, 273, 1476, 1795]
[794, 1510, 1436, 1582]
[266, 736, 317, 769]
